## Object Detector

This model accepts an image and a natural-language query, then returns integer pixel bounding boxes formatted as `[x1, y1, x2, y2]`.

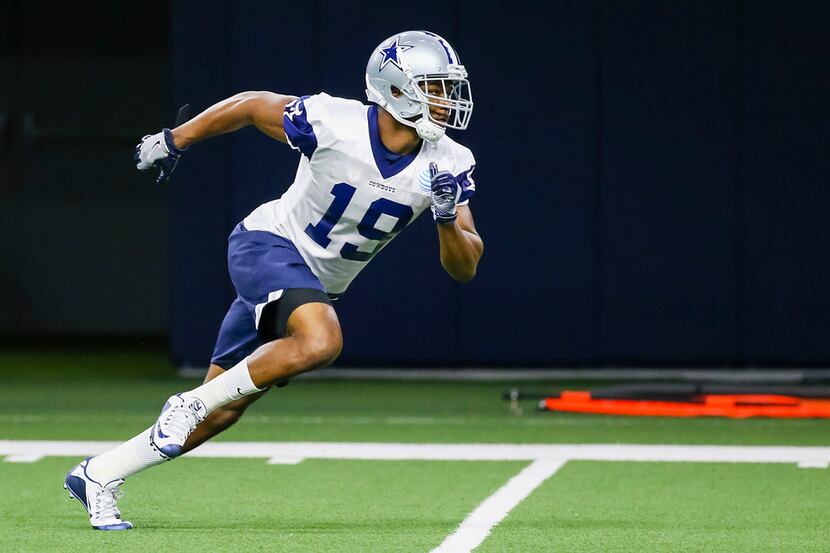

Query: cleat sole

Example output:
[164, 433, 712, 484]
[93, 520, 134, 531]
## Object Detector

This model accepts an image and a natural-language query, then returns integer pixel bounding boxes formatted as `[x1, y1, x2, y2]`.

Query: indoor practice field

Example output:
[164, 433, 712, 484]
[4, 2, 829, 552]
[2, 351, 830, 552]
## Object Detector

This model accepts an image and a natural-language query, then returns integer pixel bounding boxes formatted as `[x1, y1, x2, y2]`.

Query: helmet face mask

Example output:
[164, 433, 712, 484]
[365, 31, 473, 142]
[406, 74, 473, 131]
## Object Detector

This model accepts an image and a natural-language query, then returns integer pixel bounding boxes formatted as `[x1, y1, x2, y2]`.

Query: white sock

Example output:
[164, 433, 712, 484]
[85, 425, 166, 484]
[181, 358, 264, 414]
[86, 358, 264, 483]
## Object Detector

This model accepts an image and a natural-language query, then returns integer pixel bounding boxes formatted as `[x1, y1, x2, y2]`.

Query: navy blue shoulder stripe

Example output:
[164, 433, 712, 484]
[283, 96, 317, 159]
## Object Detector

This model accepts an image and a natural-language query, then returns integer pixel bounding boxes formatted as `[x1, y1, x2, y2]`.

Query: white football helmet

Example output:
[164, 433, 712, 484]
[365, 30, 473, 142]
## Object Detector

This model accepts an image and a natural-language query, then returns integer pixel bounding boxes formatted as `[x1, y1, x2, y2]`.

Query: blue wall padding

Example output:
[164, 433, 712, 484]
[171, 0, 830, 366]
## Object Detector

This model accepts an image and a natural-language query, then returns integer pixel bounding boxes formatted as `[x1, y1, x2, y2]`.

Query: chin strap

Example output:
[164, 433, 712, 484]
[415, 118, 445, 143]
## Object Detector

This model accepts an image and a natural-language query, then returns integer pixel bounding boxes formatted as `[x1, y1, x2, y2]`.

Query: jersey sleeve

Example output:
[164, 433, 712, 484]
[283, 93, 341, 159]
[454, 147, 476, 206]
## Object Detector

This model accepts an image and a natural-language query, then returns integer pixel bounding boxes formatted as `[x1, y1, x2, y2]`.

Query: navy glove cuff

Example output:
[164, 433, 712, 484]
[435, 213, 458, 224]
[163, 128, 185, 155]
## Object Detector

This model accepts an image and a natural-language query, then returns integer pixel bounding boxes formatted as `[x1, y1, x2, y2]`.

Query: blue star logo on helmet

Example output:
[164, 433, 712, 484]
[378, 36, 413, 71]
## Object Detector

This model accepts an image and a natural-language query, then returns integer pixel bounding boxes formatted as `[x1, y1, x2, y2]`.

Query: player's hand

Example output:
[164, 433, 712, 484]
[134, 129, 184, 184]
[429, 162, 461, 224]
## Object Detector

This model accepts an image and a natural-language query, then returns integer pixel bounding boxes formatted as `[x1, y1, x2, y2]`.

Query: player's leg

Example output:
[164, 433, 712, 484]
[244, 300, 342, 386]
[181, 296, 341, 451]
[170, 293, 339, 415]
[164, 227, 341, 422]
[63, 295, 339, 530]
[182, 289, 342, 452]
[77, 298, 258, 477]
[62, 298, 262, 530]
[77, 291, 338, 483]
[64, 226, 336, 529]
[180, 363, 268, 453]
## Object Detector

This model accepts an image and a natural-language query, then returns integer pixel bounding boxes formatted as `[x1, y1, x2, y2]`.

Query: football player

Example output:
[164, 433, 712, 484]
[64, 30, 482, 530]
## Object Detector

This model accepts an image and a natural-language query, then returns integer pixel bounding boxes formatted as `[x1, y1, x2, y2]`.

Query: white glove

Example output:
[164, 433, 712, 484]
[134, 129, 183, 184]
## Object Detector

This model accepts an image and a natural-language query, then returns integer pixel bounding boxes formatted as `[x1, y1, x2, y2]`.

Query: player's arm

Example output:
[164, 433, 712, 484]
[436, 204, 484, 282]
[171, 91, 297, 147]
[135, 92, 296, 183]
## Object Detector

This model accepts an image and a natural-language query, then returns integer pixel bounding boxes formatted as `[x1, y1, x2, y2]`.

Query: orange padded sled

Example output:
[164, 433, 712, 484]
[541, 392, 830, 418]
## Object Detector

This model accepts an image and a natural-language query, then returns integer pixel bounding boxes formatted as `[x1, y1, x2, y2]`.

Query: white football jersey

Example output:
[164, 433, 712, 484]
[243, 93, 476, 296]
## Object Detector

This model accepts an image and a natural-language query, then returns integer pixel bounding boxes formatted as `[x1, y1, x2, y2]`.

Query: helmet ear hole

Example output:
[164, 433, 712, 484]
[390, 86, 402, 98]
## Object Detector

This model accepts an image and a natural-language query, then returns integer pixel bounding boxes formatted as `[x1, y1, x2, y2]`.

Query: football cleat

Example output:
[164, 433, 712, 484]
[150, 393, 206, 459]
[64, 459, 133, 530]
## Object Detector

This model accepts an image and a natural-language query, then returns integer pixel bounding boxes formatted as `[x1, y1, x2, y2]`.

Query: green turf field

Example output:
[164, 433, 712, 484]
[2, 350, 830, 552]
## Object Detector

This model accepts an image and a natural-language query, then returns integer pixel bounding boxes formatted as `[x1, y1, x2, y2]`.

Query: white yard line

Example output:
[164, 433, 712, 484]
[2, 440, 830, 465]
[3, 440, 827, 552]
[797, 460, 829, 469]
[431, 459, 565, 553]
[3, 453, 46, 463]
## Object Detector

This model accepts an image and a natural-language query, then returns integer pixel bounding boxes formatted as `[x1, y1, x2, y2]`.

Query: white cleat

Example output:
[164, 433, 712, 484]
[150, 393, 206, 459]
[64, 459, 133, 530]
